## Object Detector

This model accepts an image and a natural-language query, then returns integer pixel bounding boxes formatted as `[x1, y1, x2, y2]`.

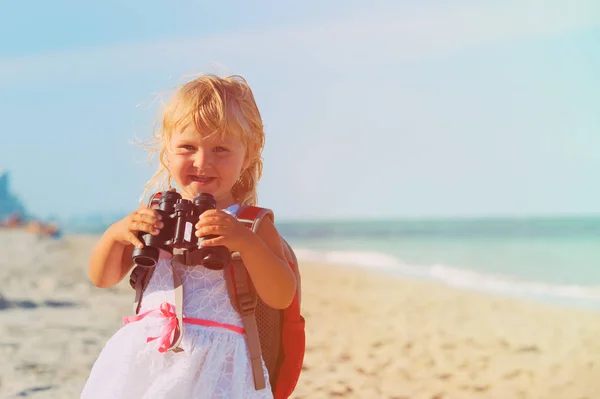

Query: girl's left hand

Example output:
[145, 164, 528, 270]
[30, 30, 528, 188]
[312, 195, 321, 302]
[195, 210, 253, 252]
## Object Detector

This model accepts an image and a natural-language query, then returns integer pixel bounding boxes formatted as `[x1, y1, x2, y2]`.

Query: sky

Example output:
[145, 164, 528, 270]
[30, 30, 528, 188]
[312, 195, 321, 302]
[1, 0, 599, 222]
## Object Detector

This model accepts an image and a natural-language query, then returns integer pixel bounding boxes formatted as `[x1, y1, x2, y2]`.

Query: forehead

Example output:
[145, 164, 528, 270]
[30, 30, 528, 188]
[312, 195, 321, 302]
[172, 123, 243, 145]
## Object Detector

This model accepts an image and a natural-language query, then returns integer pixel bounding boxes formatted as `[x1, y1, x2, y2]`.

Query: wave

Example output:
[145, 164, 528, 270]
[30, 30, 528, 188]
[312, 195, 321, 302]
[293, 247, 600, 308]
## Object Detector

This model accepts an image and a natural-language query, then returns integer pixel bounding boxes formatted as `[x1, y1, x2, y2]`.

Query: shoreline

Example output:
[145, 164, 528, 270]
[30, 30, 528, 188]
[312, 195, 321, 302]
[292, 246, 600, 313]
[300, 259, 600, 314]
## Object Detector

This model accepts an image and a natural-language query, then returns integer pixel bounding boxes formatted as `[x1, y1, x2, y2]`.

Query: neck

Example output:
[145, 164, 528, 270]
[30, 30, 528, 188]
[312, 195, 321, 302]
[216, 198, 238, 210]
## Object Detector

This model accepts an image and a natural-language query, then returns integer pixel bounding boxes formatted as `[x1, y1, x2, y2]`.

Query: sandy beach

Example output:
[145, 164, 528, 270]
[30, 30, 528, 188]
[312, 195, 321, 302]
[1, 230, 599, 398]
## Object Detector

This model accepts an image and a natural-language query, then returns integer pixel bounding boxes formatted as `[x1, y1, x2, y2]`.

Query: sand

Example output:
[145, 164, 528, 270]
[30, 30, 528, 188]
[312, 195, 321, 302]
[1, 230, 599, 398]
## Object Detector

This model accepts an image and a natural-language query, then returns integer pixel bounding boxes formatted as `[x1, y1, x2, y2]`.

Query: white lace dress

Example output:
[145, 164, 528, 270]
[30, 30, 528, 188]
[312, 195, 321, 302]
[81, 210, 272, 398]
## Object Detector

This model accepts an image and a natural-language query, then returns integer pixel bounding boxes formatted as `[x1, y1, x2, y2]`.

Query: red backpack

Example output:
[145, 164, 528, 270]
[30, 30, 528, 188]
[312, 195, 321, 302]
[129, 202, 305, 399]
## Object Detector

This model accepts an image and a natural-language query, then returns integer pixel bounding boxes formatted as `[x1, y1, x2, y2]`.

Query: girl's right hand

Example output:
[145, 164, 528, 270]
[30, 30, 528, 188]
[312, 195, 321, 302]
[112, 205, 164, 249]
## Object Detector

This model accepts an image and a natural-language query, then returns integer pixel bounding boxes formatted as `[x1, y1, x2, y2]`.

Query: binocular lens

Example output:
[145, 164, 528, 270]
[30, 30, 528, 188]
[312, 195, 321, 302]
[132, 246, 159, 268]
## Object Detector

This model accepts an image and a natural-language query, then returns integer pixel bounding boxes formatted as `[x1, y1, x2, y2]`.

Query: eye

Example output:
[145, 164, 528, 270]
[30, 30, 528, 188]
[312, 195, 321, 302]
[214, 146, 229, 152]
[180, 144, 196, 151]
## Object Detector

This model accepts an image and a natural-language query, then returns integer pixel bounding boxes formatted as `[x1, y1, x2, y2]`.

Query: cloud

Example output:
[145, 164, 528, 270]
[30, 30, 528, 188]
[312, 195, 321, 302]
[0, 0, 598, 87]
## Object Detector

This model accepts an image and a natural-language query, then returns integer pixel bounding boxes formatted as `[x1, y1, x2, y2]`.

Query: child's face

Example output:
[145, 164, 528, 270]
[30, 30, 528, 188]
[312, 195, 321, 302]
[166, 124, 248, 208]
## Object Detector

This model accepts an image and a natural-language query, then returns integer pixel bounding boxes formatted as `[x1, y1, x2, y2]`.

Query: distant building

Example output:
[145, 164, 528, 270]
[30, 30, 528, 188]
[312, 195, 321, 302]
[0, 169, 27, 220]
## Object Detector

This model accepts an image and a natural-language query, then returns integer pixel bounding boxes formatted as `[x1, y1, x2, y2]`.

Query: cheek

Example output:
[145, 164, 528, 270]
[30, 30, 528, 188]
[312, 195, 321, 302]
[167, 157, 189, 177]
[232, 158, 247, 177]
[217, 154, 244, 172]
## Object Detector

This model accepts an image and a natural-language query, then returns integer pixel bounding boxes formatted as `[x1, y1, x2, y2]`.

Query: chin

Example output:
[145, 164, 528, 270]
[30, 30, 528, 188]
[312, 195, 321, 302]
[186, 183, 215, 194]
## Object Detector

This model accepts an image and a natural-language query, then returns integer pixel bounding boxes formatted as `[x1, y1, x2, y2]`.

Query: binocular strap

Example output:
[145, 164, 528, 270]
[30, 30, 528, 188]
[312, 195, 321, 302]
[167, 261, 185, 352]
[133, 269, 153, 315]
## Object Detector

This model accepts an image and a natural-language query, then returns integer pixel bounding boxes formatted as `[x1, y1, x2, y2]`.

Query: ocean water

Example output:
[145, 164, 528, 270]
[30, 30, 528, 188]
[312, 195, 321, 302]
[63, 214, 600, 310]
[276, 216, 600, 310]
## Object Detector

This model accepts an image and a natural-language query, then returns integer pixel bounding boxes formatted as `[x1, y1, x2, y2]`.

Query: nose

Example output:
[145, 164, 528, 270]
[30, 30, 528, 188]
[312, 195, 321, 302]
[192, 148, 211, 169]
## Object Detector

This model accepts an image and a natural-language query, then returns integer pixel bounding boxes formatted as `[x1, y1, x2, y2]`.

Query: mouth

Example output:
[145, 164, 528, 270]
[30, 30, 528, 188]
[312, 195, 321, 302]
[189, 175, 216, 184]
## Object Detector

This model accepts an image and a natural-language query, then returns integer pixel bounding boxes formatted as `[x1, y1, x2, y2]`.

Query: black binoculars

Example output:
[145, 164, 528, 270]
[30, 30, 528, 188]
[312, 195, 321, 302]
[131, 191, 230, 270]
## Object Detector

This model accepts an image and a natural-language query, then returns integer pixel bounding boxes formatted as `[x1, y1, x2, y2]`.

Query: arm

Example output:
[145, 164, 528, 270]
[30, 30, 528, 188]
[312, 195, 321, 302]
[237, 217, 297, 310]
[88, 223, 135, 288]
[89, 206, 162, 288]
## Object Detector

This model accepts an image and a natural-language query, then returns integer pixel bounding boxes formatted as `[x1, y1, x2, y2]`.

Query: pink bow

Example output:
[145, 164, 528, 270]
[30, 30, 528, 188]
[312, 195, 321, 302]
[124, 302, 180, 353]
[146, 302, 180, 353]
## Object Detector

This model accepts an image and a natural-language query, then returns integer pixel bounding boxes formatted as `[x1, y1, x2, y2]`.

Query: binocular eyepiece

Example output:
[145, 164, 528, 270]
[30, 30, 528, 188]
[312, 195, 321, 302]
[131, 192, 230, 270]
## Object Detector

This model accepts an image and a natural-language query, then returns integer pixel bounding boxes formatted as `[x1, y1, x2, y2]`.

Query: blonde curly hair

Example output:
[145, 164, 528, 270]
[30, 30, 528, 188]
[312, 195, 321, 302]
[140, 74, 265, 207]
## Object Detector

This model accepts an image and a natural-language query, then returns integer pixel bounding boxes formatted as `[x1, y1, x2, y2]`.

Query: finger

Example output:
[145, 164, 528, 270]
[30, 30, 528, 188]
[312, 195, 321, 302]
[199, 236, 225, 247]
[200, 209, 220, 217]
[199, 210, 229, 222]
[198, 214, 231, 224]
[148, 209, 162, 220]
[132, 212, 163, 228]
[130, 221, 161, 236]
[197, 213, 232, 230]
[195, 225, 224, 238]
[127, 232, 145, 249]
[135, 209, 163, 222]
[195, 218, 229, 231]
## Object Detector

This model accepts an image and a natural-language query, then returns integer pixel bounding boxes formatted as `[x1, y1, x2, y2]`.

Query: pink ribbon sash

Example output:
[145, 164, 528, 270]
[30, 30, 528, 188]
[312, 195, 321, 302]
[124, 302, 245, 353]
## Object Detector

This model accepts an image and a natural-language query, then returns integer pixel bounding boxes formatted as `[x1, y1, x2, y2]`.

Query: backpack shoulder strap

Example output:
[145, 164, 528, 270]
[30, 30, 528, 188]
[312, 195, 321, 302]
[227, 206, 275, 315]
[230, 207, 304, 398]
[236, 206, 274, 231]
[225, 205, 275, 391]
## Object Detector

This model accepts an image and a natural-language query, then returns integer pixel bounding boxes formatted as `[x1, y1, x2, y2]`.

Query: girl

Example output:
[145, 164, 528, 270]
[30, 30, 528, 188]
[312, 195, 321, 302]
[82, 75, 297, 399]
